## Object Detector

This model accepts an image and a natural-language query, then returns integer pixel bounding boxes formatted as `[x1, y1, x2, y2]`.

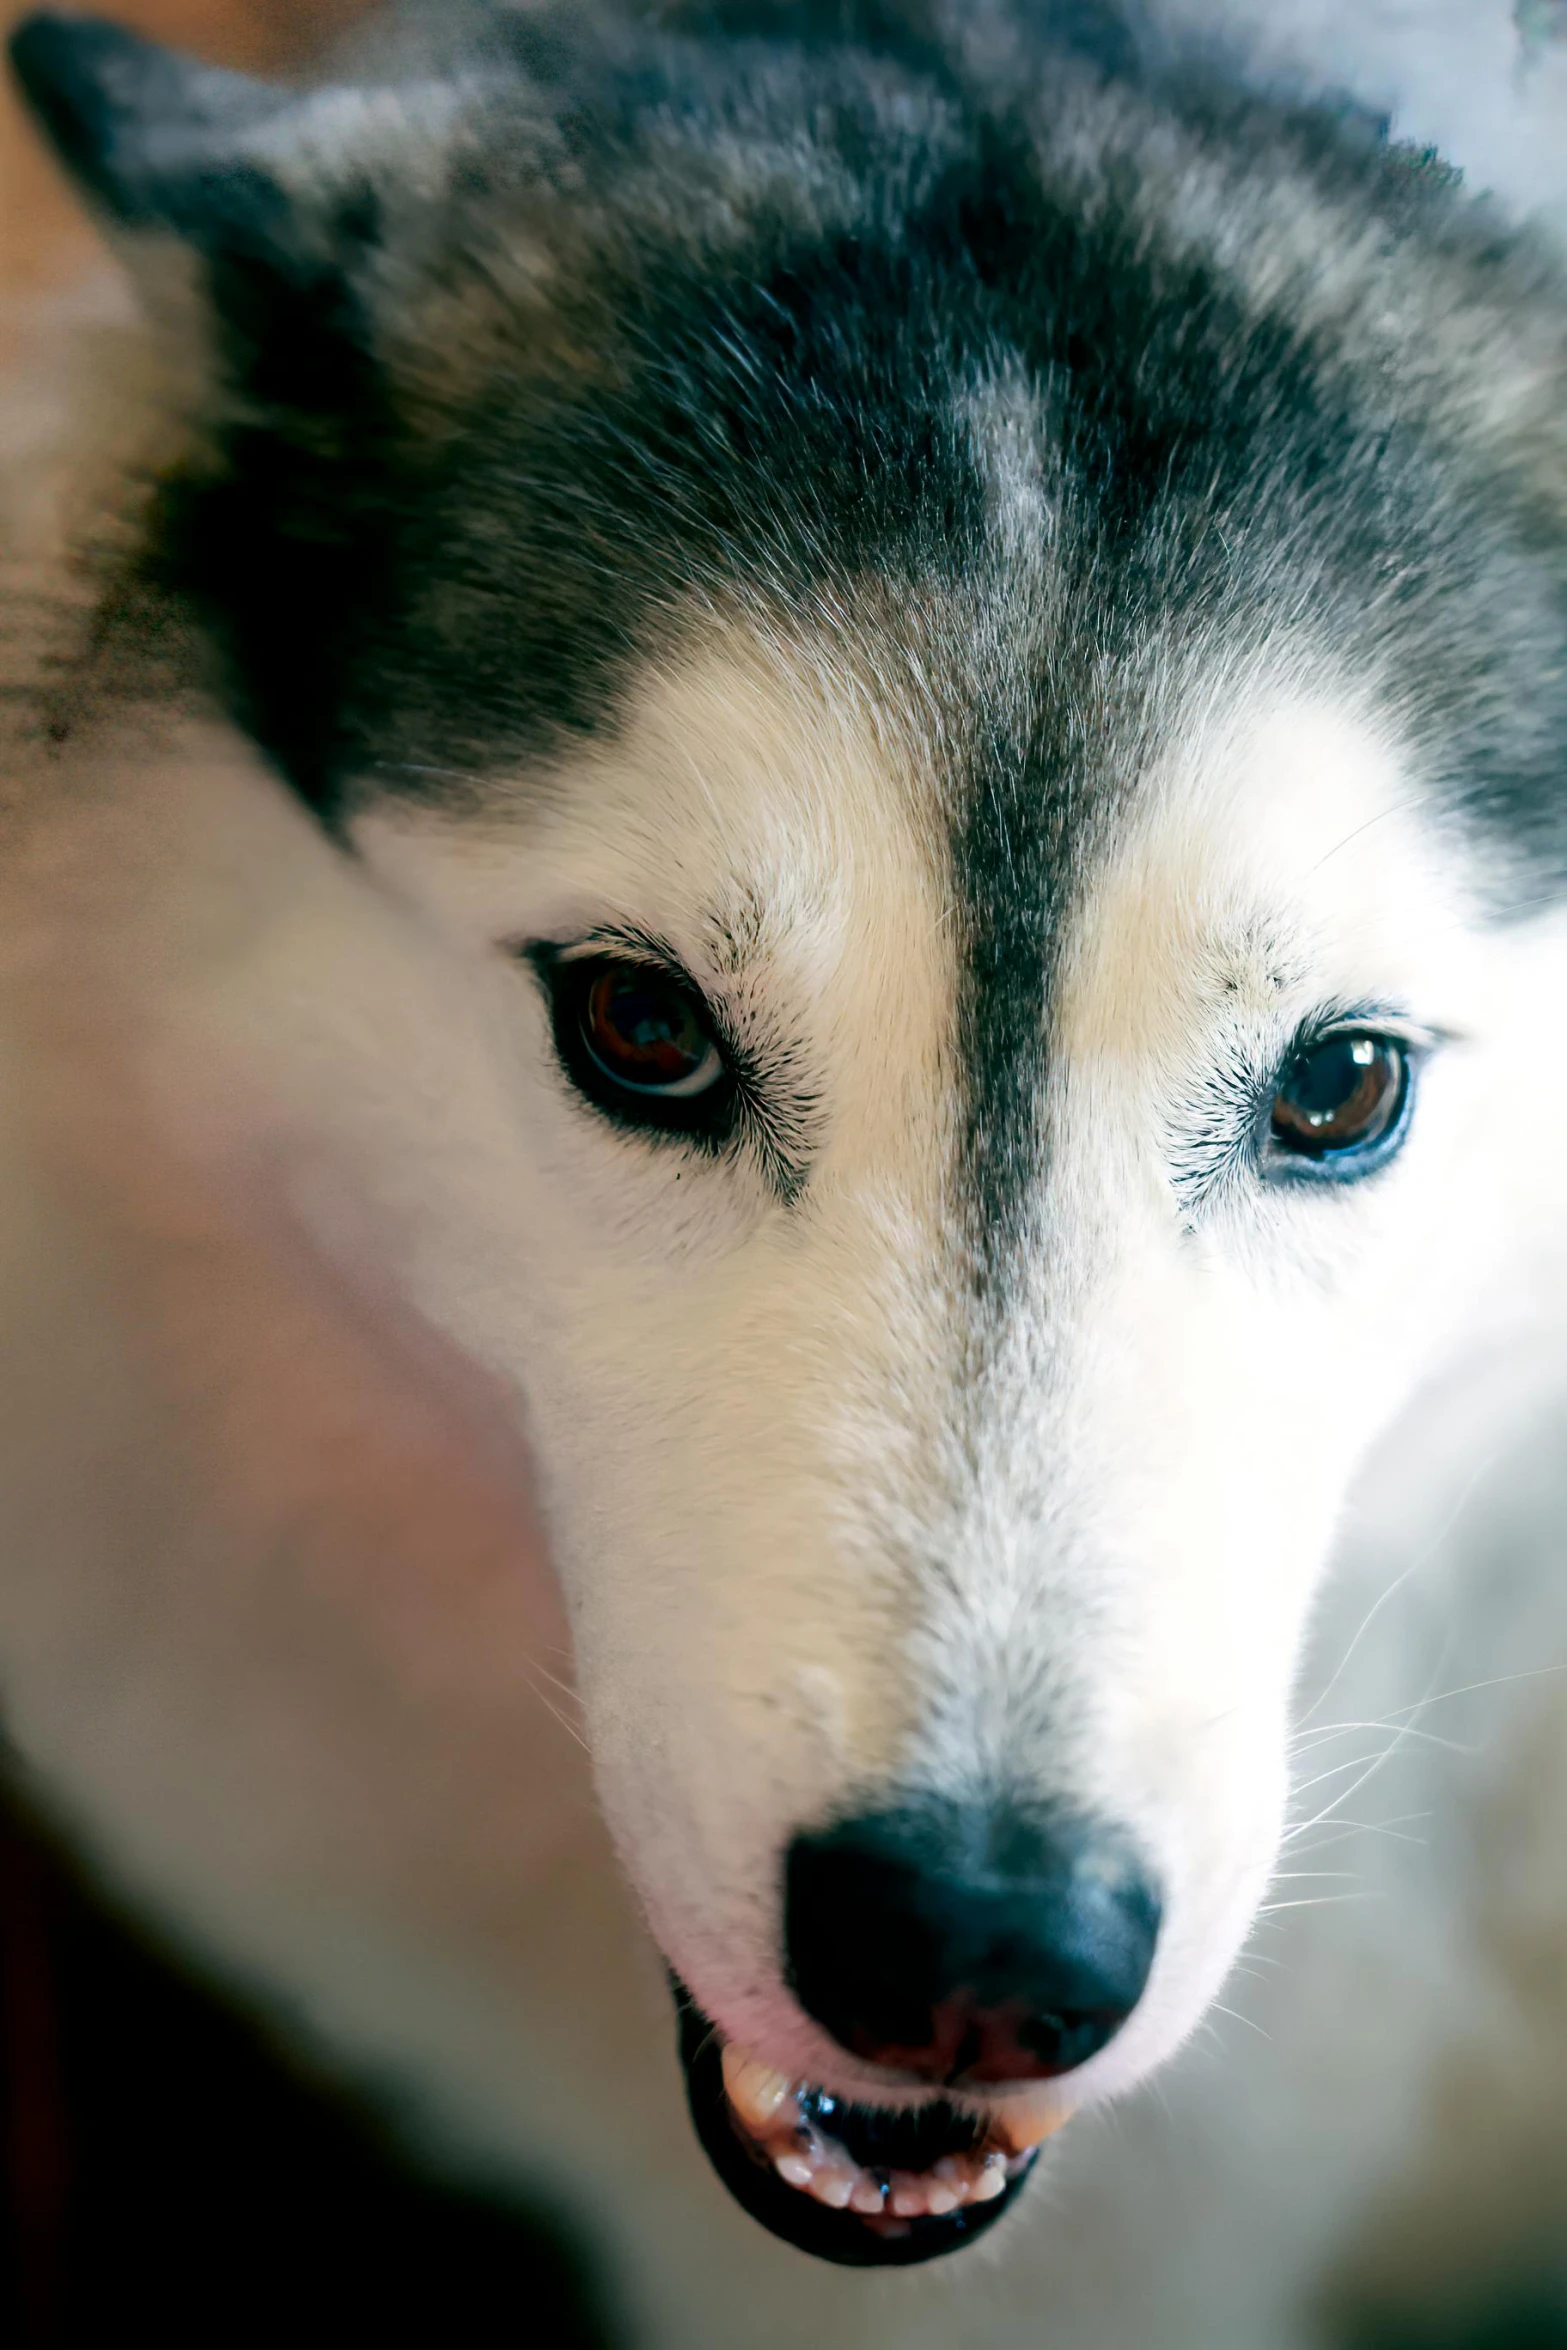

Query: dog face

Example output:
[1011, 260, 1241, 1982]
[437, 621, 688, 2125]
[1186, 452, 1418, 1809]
[351, 615, 1500, 2105]
[14, 0, 1567, 2263]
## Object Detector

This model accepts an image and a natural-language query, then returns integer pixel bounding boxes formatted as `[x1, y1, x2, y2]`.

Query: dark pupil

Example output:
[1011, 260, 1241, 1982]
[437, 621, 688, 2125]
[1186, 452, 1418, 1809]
[1273, 1035, 1402, 1157]
[585, 969, 705, 1087]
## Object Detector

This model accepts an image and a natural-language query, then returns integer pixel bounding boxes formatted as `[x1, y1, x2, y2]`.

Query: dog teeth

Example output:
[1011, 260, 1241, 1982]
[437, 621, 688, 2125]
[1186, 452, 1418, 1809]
[806, 2163, 857, 2210]
[721, 2046, 796, 2130]
[771, 2135, 1019, 2221]
[722, 2043, 1052, 2225]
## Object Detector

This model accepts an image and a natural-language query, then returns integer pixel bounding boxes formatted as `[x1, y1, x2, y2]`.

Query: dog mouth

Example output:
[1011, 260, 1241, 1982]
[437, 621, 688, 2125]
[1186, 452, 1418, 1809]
[672, 1983, 1065, 2266]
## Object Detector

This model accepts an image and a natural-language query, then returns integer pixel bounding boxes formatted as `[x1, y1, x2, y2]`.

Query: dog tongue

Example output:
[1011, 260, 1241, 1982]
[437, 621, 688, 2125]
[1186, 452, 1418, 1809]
[719, 2045, 1069, 2223]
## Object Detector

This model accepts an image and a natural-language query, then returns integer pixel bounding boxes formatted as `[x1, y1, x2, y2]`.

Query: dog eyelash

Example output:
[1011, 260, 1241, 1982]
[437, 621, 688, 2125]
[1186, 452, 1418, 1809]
[1168, 1006, 1444, 1219]
[519, 932, 818, 1203]
[1165, 1033, 1271, 1218]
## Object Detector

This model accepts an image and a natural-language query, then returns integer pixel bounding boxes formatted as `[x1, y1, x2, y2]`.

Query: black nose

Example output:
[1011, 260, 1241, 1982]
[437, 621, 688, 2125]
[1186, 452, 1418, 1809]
[784, 1801, 1161, 2086]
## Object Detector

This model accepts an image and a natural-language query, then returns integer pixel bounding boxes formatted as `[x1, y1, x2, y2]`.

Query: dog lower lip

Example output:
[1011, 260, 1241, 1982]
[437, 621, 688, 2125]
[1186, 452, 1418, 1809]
[671, 1982, 1056, 2266]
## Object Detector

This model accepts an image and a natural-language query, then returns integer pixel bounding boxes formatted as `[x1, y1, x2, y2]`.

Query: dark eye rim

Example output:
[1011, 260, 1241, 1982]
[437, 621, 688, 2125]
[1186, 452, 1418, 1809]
[525, 942, 743, 1146]
[1257, 1023, 1420, 1187]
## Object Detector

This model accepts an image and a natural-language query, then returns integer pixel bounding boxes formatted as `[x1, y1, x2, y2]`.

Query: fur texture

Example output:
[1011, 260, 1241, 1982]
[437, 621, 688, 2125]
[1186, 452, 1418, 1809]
[2, 1, 1567, 2338]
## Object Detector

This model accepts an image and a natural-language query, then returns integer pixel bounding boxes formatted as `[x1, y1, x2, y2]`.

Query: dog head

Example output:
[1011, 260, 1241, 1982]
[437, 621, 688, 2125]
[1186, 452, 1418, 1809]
[13, 1, 1567, 2261]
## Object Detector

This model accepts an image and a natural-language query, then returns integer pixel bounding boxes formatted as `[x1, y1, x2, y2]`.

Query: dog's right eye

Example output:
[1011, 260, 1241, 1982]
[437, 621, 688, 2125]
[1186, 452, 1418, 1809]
[541, 954, 734, 1133]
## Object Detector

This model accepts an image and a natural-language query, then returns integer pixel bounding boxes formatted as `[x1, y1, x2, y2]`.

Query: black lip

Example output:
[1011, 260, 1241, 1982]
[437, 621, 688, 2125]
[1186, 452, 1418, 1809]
[672, 1982, 1037, 2267]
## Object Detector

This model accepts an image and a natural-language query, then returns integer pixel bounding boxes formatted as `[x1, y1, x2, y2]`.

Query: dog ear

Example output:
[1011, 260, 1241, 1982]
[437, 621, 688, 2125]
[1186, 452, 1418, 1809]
[9, 13, 309, 253]
[7, 11, 451, 311]
[7, 14, 457, 815]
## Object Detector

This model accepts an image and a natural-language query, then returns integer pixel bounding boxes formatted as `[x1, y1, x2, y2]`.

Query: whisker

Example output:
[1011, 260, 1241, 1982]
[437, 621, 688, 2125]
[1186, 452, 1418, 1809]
[1291, 1719, 1466, 1757]
[1298, 1454, 1499, 1726]
[1373, 1662, 1567, 1717]
[1209, 2001, 1272, 2042]
[691, 2018, 725, 2069]
[1287, 1740, 1432, 1842]
[1268, 1869, 1361, 1883]
[1289, 1751, 1393, 1800]
[1288, 1657, 1567, 1853]
[1307, 792, 1429, 874]
[521, 1666, 591, 1751]
[530, 1659, 585, 1706]
[1281, 1814, 1432, 1852]
[1256, 1891, 1376, 1915]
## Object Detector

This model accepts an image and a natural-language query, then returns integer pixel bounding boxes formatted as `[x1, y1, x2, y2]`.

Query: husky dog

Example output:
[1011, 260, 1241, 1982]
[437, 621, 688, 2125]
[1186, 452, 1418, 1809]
[4, 0, 1567, 2279]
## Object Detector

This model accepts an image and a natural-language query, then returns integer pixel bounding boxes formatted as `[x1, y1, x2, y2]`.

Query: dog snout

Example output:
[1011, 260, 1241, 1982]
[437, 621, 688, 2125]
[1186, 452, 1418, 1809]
[784, 1801, 1161, 2086]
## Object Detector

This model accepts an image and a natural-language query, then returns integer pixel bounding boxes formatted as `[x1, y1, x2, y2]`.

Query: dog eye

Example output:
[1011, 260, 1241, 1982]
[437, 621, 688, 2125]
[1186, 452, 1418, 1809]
[579, 963, 724, 1096]
[546, 955, 730, 1122]
[1269, 1032, 1411, 1172]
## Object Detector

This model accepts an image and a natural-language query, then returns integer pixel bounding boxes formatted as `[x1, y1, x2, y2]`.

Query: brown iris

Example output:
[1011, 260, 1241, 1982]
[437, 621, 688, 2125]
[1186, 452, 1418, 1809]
[578, 962, 723, 1098]
[1270, 1033, 1409, 1162]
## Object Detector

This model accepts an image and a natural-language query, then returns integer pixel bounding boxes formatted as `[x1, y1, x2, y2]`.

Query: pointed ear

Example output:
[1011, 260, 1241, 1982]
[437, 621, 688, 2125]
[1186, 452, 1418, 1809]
[8, 12, 299, 252]
[8, 10, 468, 303]
[7, 16, 436, 813]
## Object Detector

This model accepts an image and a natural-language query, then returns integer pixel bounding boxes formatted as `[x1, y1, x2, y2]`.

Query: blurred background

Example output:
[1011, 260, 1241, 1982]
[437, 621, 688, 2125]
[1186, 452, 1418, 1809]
[2, 6, 1566, 2347]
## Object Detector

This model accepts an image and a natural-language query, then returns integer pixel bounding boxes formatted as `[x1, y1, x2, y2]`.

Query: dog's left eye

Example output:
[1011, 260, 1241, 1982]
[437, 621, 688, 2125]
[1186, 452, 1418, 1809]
[1268, 1032, 1411, 1173]
[544, 954, 730, 1124]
